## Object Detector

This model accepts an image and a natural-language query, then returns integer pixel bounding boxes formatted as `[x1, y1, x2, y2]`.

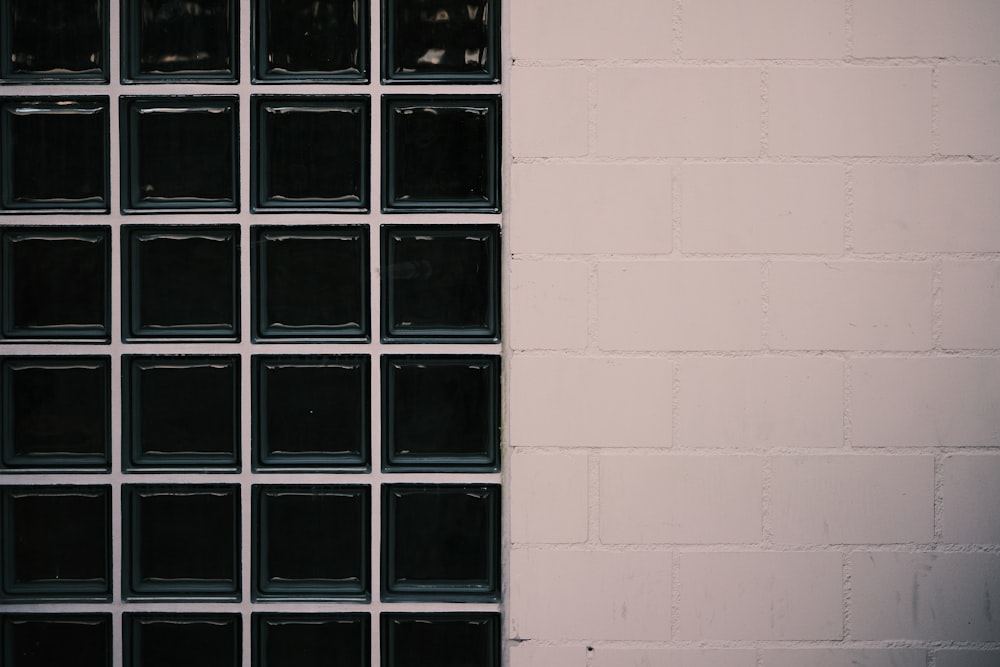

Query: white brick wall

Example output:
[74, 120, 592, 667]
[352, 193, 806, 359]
[506, 0, 1000, 664]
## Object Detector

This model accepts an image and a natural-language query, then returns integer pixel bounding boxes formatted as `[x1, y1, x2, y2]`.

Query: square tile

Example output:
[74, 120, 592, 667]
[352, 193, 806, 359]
[124, 613, 240, 667]
[0, 0, 108, 82]
[381, 613, 499, 667]
[253, 613, 369, 667]
[1, 614, 111, 667]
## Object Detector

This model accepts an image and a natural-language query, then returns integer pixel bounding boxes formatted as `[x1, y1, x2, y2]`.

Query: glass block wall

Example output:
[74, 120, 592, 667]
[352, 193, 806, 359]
[0, 1, 502, 665]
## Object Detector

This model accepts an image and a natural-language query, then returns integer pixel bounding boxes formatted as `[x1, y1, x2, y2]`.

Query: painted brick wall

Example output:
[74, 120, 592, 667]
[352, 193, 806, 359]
[504, 2, 1000, 665]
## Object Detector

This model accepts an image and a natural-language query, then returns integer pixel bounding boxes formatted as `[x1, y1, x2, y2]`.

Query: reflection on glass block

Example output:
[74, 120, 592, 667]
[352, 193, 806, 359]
[381, 613, 499, 667]
[253, 613, 369, 667]
[124, 613, 241, 667]
[1, 614, 111, 667]
[2, 0, 108, 81]
[123, 0, 236, 81]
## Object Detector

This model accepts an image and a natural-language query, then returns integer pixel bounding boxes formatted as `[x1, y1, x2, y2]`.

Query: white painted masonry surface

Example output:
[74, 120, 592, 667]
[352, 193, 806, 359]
[505, 1, 1000, 665]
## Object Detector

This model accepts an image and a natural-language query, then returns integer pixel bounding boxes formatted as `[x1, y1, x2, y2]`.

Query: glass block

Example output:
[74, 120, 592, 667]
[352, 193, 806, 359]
[0, 485, 111, 601]
[121, 97, 238, 211]
[382, 355, 499, 471]
[381, 613, 499, 667]
[1, 357, 110, 470]
[253, 485, 369, 600]
[383, 0, 497, 82]
[0, 227, 110, 341]
[122, 0, 237, 82]
[382, 484, 499, 601]
[124, 613, 240, 667]
[122, 484, 240, 599]
[1, 0, 108, 82]
[252, 97, 369, 211]
[1, 614, 111, 667]
[253, 0, 368, 82]
[252, 226, 369, 339]
[1, 99, 109, 211]
[122, 226, 239, 341]
[381, 225, 500, 342]
[253, 356, 369, 470]
[124, 356, 239, 471]
[382, 96, 500, 212]
[253, 613, 369, 667]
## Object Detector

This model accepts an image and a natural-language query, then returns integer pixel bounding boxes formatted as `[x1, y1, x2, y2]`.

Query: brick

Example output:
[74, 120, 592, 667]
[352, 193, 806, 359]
[852, 164, 1000, 252]
[684, 0, 843, 59]
[941, 260, 1000, 349]
[593, 649, 756, 667]
[677, 552, 843, 639]
[854, 0, 1000, 58]
[510, 67, 589, 158]
[768, 67, 932, 156]
[676, 356, 843, 448]
[509, 356, 672, 448]
[511, 451, 589, 544]
[939, 66, 1000, 156]
[510, 163, 672, 254]
[768, 261, 933, 351]
[600, 455, 762, 544]
[509, 645, 587, 667]
[509, 260, 589, 350]
[936, 650, 1000, 667]
[511, 0, 673, 60]
[681, 163, 845, 254]
[852, 357, 1000, 448]
[770, 455, 934, 544]
[598, 261, 762, 351]
[509, 549, 671, 640]
[942, 455, 1000, 544]
[597, 68, 760, 158]
[761, 649, 926, 667]
[850, 552, 1000, 640]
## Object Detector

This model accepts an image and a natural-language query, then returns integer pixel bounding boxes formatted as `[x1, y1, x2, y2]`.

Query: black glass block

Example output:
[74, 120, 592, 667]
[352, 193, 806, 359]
[381, 613, 499, 667]
[383, 0, 498, 82]
[252, 97, 369, 211]
[382, 484, 499, 601]
[122, 0, 237, 82]
[1, 99, 109, 211]
[382, 355, 499, 471]
[382, 225, 500, 342]
[124, 614, 240, 667]
[382, 96, 500, 212]
[253, 485, 369, 600]
[253, 356, 369, 470]
[253, 613, 369, 667]
[0, 486, 111, 601]
[122, 226, 239, 340]
[1, 357, 110, 470]
[0, 227, 110, 341]
[122, 484, 240, 599]
[124, 356, 239, 470]
[1, 0, 108, 82]
[2, 614, 111, 667]
[253, 0, 368, 82]
[121, 97, 238, 211]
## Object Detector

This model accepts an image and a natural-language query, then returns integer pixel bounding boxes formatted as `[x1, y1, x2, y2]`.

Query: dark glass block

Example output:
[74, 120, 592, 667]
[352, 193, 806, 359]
[1, 227, 110, 341]
[382, 484, 499, 601]
[382, 96, 499, 212]
[253, 485, 369, 600]
[253, 0, 368, 81]
[123, 0, 237, 81]
[1, 614, 111, 667]
[124, 614, 240, 667]
[0, 486, 111, 601]
[382, 355, 499, 471]
[1, 0, 108, 82]
[253, 356, 369, 470]
[124, 356, 239, 470]
[1, 357, 110, 470]
[381, 613, 499, 667]
[122, 226, 239, 340]
[253, 613, 369, 667]
[252, 97, 369, 211]
[122, 484, 240, 599]
[121, 98, 238, 211]
[383, 0, 497, 82]
[1, 99, 109, 211]
[382, 225, 500, 341]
